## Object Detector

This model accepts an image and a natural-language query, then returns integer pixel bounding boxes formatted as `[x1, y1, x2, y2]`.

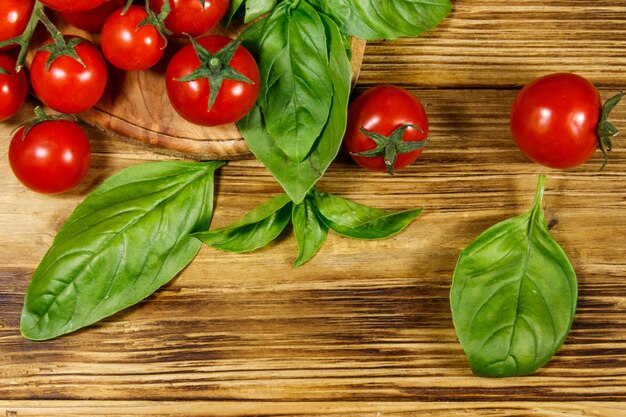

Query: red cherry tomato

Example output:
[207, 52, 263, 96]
[30, 36, 108, 114]
[0, 0, 34, 51]
[0, 54, 27, 121]
[39, 0, 105, 13]
[343, 85, 429, 174]
[150, 0, 230, 37]
[166, 35, 260, 127]
[100, 6, 166, 71]
[9, 120, 91, 194]
[510, 73, 605, 169]
[60, 0, 123, 33]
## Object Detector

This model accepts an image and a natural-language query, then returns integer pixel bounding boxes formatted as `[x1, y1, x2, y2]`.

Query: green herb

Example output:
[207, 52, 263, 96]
[195, 187, 422, 267]
[256, 1, 334, 162]
[238, 10, 351, 204]
[20, 161, 224, 341]
[450, 175, 577, 377]
[292, 195, 329, 267]
[312, 189, 423, 239]
[192, 193, 292, 253]
[227, 0, 276, 24]
[309, 0, 453, 40]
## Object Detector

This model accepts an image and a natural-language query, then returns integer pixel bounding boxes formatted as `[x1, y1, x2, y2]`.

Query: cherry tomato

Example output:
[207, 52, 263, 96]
[60, 0, 123, 33]
[166, 35, 260, 126]
[39, 0, 105, 13]
[0, 54, 27, 121]
[150, 0, 230, 37]
[510, 73, 606, 169]
[100, 6, 166, 71]
[9, 120, 91, 194]
[0, 0, 34, 51]
[343, 85, 429, 174]
[30, 36, 108, 114]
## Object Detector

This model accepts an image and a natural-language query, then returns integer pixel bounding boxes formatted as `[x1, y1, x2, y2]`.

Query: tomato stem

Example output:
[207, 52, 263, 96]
[176, 37, 254, 112]
[598, 92, 625, 171]
[0, 1, 45, 72]
[138, 0, 172, 45]
[14, 106, 78, 138]
[351, 124, 428, 175]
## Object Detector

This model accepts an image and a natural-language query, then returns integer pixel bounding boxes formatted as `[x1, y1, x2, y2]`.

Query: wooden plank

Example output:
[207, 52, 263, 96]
[360, 0, 626, 88]
[1, 401, 626, 417]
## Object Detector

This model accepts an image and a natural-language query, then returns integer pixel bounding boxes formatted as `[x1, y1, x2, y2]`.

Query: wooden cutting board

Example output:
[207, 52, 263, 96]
[49, 19, 367, 160]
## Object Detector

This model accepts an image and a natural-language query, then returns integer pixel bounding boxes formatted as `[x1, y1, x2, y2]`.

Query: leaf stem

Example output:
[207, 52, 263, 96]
[532, 174, 547, 211]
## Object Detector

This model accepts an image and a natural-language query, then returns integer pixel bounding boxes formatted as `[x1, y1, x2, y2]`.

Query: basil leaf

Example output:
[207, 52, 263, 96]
[193, 194, 292, 253]
[292, 196, 328, 267]
[256, 2, 334, 162]
[225, 0, 244, 26]
[312, 189, 423, 239]
[244, 0, 276, 23]
[238, 13, 351, 204]
[311, 0, 452, 40]
[20, 161, 224, 341]
[450, 175, 577, 378]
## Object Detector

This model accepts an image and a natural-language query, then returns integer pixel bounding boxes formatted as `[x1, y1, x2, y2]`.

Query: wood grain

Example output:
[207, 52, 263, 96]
[2, 0, 626, 416]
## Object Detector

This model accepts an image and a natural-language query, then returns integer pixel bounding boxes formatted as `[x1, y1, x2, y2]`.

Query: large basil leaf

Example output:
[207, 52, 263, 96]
[256, 1, 334, 162]
[238, 12, 351, 204]
[311, 0, 452, 40]
[192, 194, 292, 252]
[292, 195, 328, 267]
[312, 189, 422, 239]
[450, 175, 577, 378]
[20, 161, 224, 341]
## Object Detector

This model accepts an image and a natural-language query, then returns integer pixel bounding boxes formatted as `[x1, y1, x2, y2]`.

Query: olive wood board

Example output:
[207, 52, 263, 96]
[36, 18, 366, 160]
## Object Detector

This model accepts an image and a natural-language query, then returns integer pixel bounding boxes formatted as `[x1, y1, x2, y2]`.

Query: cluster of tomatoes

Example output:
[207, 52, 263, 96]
[2, 0, 261, 194]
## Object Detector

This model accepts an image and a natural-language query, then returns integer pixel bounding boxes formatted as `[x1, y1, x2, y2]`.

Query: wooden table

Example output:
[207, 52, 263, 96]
[2, 1, 626, 415]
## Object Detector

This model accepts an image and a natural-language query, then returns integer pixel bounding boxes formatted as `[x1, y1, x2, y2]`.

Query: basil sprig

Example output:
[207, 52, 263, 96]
[194, 188, 422, 267]
[450, 176, 578, 377]
[20, 161, 223, 341]
[238, 9, 351, 204]
[230, 0, 450, 204]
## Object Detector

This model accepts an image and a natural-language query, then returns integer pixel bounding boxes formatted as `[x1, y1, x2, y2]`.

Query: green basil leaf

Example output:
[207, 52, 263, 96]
[450, 175, 577, 378]
[238, 13, 351, 204]
[311, 0, 452, 40]
[192, 194, 292, 253]
[256, 2, 334, 162]
[244, 0, 276, 23]
[292, 196, 328, 267]
[20, 161, 224, 341]
[225, 0, 244, 26]
[312, 189, 423, 239]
